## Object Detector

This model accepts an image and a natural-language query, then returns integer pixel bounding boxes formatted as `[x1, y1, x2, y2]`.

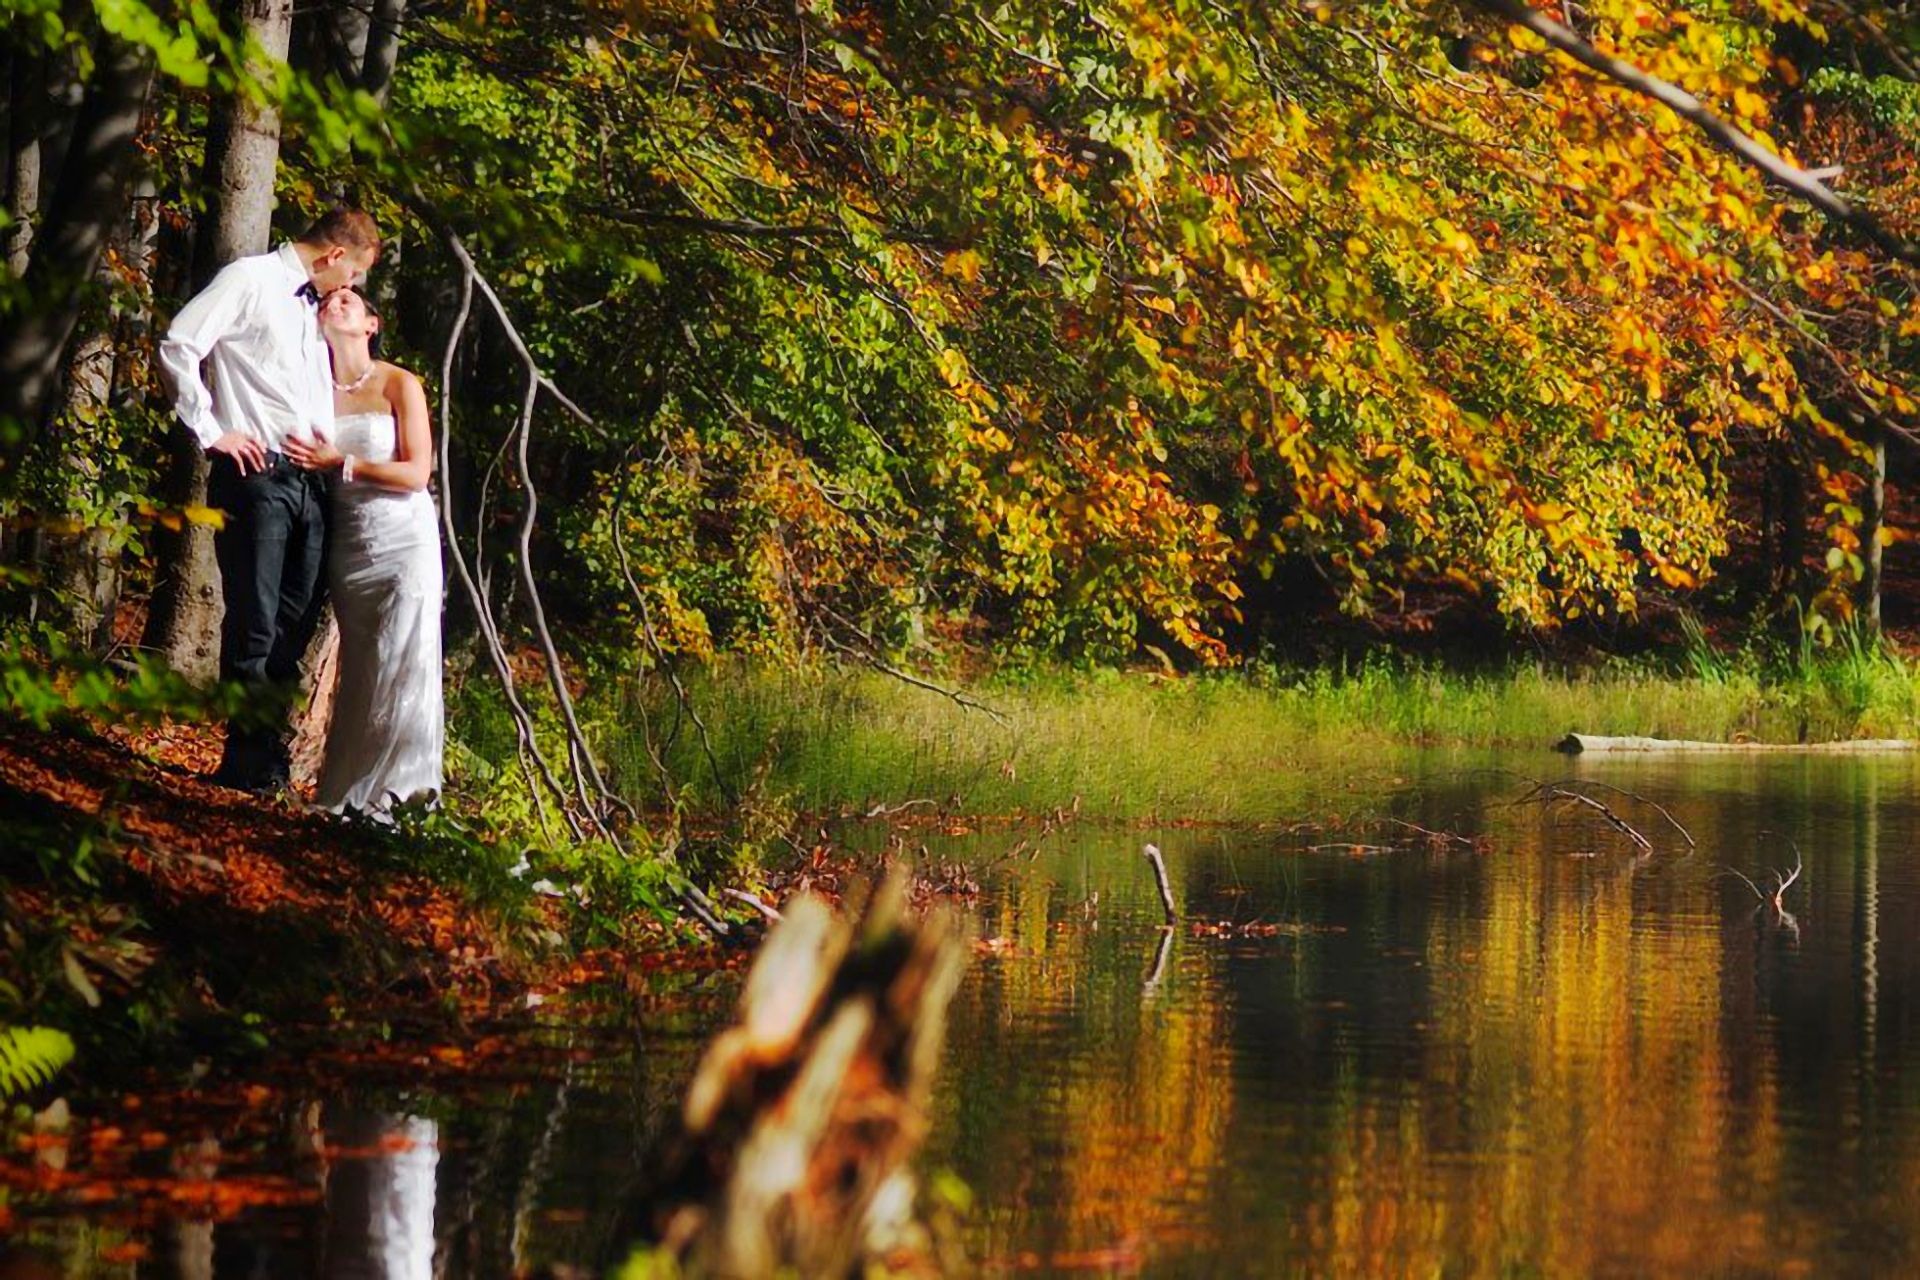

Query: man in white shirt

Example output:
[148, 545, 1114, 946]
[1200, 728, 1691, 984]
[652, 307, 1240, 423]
[159, 207, 382, 792]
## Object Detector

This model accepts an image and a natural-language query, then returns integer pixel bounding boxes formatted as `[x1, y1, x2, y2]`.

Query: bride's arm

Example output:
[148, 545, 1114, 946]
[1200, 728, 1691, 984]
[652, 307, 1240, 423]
[342, 371, 434, 492]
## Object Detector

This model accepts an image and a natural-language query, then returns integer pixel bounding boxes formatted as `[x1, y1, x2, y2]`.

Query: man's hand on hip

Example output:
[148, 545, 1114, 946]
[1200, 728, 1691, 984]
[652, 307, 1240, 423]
[208, 431, 268, 475]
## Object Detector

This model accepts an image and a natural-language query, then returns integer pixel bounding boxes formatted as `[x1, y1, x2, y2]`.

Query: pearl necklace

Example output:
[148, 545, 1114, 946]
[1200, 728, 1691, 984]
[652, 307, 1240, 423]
[332, 362, 377, 393]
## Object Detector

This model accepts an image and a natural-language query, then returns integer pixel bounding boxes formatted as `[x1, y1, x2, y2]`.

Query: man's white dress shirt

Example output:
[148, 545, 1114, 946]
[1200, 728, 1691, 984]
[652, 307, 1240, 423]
[159, 243, 334, 453]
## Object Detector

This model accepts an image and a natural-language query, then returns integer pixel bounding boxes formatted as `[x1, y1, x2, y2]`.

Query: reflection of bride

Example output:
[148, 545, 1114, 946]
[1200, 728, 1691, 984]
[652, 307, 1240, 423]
[285, 288, 443, 815]
[321, 1110, 439, 1280]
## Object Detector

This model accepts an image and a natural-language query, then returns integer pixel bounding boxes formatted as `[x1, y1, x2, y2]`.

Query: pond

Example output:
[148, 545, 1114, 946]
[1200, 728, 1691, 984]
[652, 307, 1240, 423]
[10, 748, 1920, 1276]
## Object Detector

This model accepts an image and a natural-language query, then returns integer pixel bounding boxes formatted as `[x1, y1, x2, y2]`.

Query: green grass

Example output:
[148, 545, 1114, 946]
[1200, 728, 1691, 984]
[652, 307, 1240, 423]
[598, 644, 1920, 821]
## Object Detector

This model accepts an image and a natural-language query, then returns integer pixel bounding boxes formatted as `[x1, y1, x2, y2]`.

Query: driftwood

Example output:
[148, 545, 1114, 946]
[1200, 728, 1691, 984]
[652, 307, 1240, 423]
[626, 873, 966, 1277]
[1558, 733, 1915, 755]
[1142, 843, 1178, 926]
[1510, 780, 1656, 855]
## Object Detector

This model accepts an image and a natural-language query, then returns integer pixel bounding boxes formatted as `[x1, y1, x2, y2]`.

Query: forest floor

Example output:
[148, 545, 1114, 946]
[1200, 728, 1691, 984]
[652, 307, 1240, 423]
[0, 720, 735, 1060]
[0, 720, 748, 1242]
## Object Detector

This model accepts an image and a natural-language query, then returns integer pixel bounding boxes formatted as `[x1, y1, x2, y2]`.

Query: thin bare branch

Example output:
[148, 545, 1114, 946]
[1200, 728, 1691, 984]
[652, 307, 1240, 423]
[433, 271, 578, 839]
[401, 150, 730, 937]
[815, 605, 1007, 725]
[1511, 780, 1654, 854]
[1554, 780, 1695, 849]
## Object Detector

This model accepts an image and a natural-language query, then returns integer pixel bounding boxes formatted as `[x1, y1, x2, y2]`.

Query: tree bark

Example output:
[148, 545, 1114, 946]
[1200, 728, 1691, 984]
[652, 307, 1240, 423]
[0, 33, 153, 458]
[144, 0, 294, 679]
[360, 0, 407, 103]
[5, 36, 46, 277]
[46, 266, 123, 652]
[194, 0, 293, 279]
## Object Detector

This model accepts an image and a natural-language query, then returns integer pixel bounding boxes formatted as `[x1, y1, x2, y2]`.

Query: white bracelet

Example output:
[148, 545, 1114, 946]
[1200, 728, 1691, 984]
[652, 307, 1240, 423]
[342, 454, 357, 483]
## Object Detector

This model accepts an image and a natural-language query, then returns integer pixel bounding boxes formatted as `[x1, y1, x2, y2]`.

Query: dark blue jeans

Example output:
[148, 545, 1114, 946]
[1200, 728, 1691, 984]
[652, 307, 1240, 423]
[209, 452, 329, 787]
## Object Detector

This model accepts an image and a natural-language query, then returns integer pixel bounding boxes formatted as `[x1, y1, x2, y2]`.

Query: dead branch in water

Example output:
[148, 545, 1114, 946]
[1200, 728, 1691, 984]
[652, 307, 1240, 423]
[1380, 818, 1481, 850]
[1726, 839, 1804, 917]
[863, 798, 937, 819]
[1511, 780, 1655, 855]
[1557, 779, 1696, 850]
[1142, 926, 1173, 1000]
[1143, 843, 1178, 926]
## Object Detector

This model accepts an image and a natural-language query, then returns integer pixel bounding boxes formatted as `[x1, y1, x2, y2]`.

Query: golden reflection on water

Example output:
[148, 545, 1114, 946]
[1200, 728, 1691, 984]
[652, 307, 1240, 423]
[927, 756, 1920, 1278]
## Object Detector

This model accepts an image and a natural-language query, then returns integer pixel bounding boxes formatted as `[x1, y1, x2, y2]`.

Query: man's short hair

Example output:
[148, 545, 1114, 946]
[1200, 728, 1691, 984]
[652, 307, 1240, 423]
[299, 207, 382, 260]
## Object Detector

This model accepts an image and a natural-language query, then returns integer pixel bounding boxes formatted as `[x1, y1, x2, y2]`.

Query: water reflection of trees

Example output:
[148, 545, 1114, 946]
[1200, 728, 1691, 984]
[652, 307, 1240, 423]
[931, 757, 1920, 1275]
[931, 870, 1237, 1271]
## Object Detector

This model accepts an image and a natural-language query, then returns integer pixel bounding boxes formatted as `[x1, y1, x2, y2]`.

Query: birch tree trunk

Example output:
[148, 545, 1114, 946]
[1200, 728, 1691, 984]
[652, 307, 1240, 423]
[142, 0, 294, 679]
[4, 35, 45, 278]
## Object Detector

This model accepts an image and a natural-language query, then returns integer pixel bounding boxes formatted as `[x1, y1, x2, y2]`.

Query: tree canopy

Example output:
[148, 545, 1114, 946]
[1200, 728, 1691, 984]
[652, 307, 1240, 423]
[5, 0, 1920, 666]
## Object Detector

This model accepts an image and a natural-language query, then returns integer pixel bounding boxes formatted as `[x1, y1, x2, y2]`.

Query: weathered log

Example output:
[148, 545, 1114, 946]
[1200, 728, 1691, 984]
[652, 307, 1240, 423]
[1557, 733, 1916, 755]
[625, 873, 966, 1277]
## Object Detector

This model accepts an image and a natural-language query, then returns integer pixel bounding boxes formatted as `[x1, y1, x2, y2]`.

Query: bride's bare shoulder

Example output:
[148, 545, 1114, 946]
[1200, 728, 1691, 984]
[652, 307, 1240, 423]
[378, 362, 425, 400]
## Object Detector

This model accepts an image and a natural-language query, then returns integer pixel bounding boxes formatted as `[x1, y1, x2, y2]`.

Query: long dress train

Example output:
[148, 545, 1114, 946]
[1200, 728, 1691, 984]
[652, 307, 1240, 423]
[316, 410, 444, 813]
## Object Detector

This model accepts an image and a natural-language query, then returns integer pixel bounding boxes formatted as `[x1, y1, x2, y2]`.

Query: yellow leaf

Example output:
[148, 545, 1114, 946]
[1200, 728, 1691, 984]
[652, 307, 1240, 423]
[1655, 563, 1697, 588]
[942, 249, 982, 284]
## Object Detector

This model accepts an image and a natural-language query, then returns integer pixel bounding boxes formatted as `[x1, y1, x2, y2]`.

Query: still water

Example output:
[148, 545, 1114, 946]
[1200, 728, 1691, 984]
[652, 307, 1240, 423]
[11, 749, 1920, 1276]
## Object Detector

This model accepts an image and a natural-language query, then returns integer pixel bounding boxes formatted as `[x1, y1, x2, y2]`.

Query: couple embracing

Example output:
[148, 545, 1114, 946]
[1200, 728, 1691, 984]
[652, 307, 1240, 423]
[159, 208, 442, 815]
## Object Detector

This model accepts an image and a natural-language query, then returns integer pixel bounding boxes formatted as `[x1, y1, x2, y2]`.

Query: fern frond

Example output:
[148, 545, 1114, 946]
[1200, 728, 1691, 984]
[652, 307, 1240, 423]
[0, 1025, 76, 1099]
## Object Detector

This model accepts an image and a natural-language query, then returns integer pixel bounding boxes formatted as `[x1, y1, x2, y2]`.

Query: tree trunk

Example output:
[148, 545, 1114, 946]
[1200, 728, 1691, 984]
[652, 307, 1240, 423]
[195, 0, 293, 278]
[5, 36, 46, 277]
[1771, 438, 1806, 605]
[46, 285, 123, 651]
[0, 33, 153, 458]
[143, 0, 293, 679]
[111, 173, 160, 413]
[1858, 423, 1886, 636]
[360, 0, 407, 103]
[322, 0, 371, 83]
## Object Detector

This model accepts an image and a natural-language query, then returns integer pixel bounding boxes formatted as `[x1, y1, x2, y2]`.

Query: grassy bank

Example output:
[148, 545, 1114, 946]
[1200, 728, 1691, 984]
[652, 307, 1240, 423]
[602, 643, 1920, 820]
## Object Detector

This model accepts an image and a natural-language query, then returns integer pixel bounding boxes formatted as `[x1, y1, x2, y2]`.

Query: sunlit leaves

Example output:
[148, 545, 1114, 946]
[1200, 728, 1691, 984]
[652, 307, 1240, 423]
[373, 0, 1915, 662]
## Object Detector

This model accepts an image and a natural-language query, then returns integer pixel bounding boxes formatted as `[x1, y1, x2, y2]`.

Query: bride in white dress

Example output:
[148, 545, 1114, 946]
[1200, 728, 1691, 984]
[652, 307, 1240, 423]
[285, 287, 443, 814]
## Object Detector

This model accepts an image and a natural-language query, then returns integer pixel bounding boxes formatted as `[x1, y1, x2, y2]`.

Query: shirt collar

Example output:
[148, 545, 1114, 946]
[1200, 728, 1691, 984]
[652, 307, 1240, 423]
[274, 242, 310, 291]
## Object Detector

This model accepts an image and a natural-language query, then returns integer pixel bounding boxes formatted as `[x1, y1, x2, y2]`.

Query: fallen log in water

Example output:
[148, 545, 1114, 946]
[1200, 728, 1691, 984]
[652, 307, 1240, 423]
[621, 872, 967, 1278]
[1556, 733, 1917, 755]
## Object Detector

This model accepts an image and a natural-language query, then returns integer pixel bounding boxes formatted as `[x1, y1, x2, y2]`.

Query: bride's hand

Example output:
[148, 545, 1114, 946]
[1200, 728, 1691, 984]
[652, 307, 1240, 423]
[284, 432, 343, 471]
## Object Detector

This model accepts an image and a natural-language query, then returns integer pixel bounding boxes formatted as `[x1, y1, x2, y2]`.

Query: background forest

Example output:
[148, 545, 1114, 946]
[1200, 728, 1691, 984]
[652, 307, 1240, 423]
[6, 0, 1920, 800]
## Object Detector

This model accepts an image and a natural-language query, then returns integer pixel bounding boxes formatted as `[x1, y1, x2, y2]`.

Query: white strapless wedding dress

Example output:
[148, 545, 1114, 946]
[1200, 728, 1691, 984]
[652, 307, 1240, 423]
[316, 411, 444, 814]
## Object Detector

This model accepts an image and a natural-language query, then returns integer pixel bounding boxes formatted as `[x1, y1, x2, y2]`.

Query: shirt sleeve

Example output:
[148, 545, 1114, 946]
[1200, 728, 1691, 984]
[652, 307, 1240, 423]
[157, 262, 255, 450]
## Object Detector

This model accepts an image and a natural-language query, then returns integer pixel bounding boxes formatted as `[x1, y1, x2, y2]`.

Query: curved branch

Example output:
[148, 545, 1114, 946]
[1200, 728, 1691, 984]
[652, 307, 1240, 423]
[402, 153, 728, 936]
[434, 271, 579, 838]
[1473, 0, 1920, 265]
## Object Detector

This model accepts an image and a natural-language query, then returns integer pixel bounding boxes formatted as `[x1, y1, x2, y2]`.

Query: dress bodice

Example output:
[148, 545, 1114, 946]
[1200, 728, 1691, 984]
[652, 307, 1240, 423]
[333, 410, 399, 465]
